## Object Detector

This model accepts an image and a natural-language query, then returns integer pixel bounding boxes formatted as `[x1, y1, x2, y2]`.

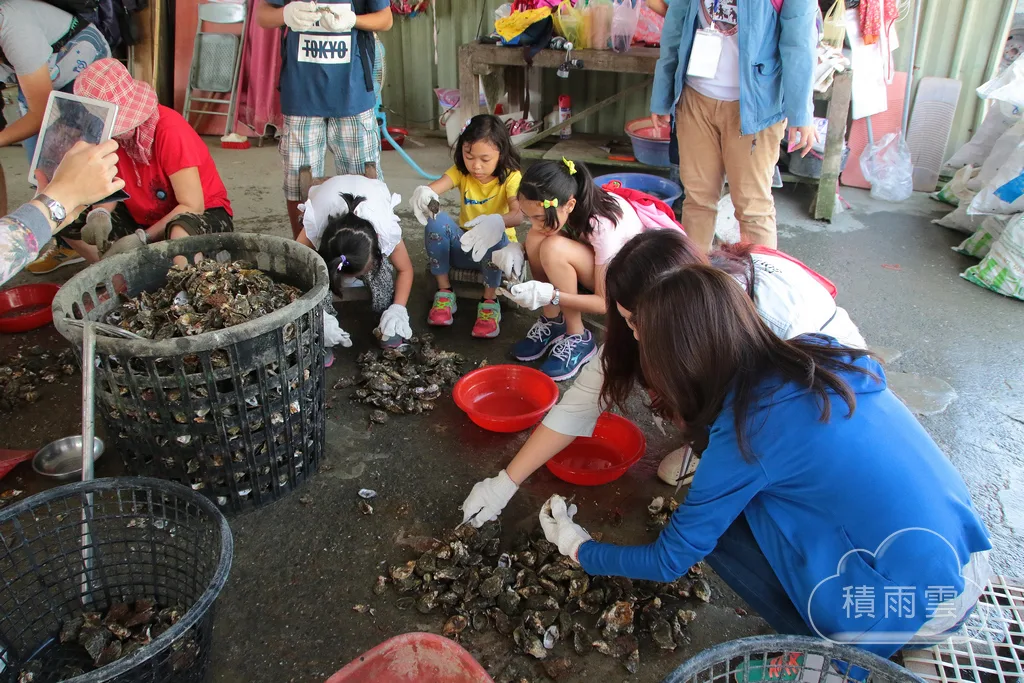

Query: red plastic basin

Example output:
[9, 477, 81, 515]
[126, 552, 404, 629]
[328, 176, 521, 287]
[325, 633, 494, 683]
[382, 127, 408, 151]
[546, 412, 647, 485]
[453, 365, 559, 433]
[0, 283, 60, 333]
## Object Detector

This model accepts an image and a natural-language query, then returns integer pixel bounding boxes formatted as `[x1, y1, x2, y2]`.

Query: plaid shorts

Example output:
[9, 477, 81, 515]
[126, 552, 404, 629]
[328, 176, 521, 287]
[279, 36, 385, 201]
[279, 109, 382, 201]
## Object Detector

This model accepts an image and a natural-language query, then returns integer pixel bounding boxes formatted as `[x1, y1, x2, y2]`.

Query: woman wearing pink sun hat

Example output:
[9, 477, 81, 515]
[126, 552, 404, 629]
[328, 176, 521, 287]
[57, 58, 234, 261]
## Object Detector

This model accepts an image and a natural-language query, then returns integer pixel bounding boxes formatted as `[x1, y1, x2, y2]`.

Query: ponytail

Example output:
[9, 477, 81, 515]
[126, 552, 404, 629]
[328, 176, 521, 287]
[518, 159, 622, 241]
[318, 194, 382, 279]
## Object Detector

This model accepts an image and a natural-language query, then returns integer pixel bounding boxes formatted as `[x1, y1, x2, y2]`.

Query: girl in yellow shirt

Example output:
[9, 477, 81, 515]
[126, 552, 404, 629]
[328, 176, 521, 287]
[409, 115, 523, 338]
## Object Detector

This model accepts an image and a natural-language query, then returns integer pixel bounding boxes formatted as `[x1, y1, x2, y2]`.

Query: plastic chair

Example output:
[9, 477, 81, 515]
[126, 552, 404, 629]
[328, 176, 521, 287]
[325, 633, 494, 682]
[182, 1, 248, 136]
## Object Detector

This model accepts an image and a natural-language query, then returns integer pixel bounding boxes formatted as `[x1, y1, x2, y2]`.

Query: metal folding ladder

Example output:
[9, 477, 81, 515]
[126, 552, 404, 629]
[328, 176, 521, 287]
[182, 1, 248, 136]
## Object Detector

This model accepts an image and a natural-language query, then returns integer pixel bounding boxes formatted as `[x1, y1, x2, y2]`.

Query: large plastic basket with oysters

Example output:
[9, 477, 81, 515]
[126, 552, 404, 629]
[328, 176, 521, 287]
[52, 234, 330, 514]
[0, 477, 233, 683]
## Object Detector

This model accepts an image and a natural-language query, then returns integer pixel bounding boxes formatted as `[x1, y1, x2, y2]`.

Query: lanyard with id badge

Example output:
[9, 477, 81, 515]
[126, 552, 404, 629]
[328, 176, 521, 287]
[687, 0, 725, 79]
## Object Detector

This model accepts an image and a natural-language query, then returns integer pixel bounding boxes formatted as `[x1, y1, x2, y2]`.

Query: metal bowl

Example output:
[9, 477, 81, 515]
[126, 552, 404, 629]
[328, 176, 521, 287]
[31, 436, 105, 481]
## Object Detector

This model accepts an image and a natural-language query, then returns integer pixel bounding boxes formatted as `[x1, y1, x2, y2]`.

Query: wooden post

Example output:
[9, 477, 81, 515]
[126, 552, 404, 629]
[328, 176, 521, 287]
[458, 45, 482, 118]
[132, 0, 163, 91]
[815, 70, 852, 221]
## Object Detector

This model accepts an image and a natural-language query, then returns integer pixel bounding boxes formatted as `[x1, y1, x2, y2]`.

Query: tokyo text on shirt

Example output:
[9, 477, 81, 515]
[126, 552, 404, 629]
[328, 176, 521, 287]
[268, 0, 389, 118]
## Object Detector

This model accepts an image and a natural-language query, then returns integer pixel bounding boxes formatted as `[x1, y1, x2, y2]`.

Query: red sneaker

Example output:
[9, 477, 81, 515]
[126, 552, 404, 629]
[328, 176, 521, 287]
[471, 300, 501, 339]
[427, 290, 456, 326]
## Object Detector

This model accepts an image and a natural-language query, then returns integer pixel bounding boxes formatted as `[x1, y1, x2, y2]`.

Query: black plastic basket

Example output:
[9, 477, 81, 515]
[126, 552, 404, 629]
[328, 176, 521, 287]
[52, 234, 330, 513]
[662, 635, 925, 683]
[0, 477, 233, 683]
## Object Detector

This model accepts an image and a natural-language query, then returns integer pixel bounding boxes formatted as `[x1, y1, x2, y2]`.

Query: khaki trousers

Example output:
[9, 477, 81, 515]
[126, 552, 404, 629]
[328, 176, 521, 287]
[676, 86, 786, 251]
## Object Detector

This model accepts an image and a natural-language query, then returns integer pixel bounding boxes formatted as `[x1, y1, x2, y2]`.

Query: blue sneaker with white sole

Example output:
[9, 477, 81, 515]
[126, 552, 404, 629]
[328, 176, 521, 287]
[512, 314, 566, 361]
[540, 330, 597, 381]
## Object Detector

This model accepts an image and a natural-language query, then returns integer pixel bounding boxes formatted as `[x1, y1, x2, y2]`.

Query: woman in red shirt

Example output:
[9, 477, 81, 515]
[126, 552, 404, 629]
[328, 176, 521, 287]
[60, 58, 233, 260]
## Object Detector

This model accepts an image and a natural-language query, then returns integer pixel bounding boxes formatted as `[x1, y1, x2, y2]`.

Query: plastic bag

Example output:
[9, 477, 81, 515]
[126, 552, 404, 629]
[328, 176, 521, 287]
[933, 205, 986, 235]
[953, 215, 1014, 258]
[553, 0, 584, 45]
[859, 132, 914, 202]
[969, 135, 1024, 215]
[586, 0, 613, 50]
[930, 165, 979, 207]
[821, 0, 846, 49]
[976, 55, 1024, 110]
[633, 1, 663, 45]
[961, 214, 1024, 300]
[945, 106, 1021, 171]
[610, 0, 640, 52]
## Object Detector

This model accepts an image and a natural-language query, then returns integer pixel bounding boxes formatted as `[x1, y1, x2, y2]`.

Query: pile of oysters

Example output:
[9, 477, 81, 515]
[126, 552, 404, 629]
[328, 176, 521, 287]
[379, 519, 712, 679]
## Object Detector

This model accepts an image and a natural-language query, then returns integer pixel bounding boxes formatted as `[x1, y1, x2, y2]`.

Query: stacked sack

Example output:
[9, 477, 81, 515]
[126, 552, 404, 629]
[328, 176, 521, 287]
[933, 57, 1024, 301]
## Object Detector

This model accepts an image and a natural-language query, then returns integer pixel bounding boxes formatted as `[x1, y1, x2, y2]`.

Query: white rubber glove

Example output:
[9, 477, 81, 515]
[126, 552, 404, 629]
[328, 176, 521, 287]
[283, 1, 318, 31]
[507, 281, 555, 310]
[410, 185, 439, 226]
[492, 243, 525, 280]
[460, 214, 507, 261]
[378, 304, 412, 340]
[318, 4, 357, 32]
[539, 495, 592, 562]
[461, 470, 518, 528]
[323, 311, 353, 348]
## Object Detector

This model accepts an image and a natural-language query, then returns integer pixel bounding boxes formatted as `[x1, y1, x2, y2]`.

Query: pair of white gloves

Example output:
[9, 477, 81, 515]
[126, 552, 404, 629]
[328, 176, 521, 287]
[283, 1, 356, 32]
[409, 186, 556, 310]
[461, 472, 591, 563]
[323, 305, 412, 349]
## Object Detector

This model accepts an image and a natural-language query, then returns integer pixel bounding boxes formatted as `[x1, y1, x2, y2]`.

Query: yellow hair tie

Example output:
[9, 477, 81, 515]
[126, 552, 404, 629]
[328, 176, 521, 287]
[562, 157, 577, 176]
[542, 198, 559, 209]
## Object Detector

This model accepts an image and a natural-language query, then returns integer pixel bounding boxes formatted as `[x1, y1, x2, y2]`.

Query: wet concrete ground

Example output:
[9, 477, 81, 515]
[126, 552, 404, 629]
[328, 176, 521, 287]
[0, 137, 1021, 682]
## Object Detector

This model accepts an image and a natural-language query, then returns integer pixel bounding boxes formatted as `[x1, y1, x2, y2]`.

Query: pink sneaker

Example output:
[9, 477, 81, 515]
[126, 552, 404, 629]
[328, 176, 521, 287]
[471, 300, 501, 339]
[428, 290, 456, 326]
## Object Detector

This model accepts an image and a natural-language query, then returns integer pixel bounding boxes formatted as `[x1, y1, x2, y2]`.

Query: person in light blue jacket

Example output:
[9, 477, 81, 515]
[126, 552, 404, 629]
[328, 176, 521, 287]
[539, 265, 992, 659]
[652, 0, 818, 252]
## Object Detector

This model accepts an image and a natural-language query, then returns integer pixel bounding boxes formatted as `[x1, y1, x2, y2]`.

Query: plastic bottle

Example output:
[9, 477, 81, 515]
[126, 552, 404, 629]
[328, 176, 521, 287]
[558, 95, 572, 140]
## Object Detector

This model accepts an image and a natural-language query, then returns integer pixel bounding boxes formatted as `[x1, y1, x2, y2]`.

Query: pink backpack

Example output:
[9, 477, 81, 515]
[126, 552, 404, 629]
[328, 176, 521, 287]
[771, 0, 783, 11]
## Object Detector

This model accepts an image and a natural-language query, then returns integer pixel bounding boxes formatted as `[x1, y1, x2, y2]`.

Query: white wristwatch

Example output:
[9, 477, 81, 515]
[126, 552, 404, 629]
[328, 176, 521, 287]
[37, 194, 67, 225]
[551, 288, 561, 306]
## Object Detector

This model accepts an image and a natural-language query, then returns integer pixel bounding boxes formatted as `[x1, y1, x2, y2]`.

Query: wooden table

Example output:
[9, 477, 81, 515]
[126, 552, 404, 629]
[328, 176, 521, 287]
[457, 42, 852, 221]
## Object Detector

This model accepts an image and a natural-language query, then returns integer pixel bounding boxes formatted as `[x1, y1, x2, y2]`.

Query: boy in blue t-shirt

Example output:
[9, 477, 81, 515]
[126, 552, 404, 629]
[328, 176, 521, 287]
[256, 0, 393, 237]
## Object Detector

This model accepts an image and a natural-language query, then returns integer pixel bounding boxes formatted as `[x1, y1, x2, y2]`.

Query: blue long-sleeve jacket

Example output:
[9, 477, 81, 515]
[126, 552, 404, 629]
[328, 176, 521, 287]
[651, 0, 817, 133]
[579, 347, 991, 656]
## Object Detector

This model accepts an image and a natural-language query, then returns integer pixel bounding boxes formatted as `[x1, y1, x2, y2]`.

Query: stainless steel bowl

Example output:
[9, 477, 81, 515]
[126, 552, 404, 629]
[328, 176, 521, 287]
[31, 436, 105, 481]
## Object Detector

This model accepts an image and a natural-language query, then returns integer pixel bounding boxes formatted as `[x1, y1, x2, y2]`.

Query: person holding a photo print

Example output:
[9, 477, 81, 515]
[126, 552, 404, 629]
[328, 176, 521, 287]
[0, 140, 122, 286]
[44, 58, 234, 261]
[0, 0, 111, 274]
[256, 0, 393, 238]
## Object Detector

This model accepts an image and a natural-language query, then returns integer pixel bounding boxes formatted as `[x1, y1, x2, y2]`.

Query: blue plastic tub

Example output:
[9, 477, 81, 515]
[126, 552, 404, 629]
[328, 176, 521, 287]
[594, 173, 683, 205]
[625, 117, 672, 168]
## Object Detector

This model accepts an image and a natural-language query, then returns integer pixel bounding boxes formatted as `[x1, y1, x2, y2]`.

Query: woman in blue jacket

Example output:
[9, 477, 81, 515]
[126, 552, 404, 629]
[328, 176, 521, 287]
[539, 265, 992, 657]
[652, 0, 817, 251]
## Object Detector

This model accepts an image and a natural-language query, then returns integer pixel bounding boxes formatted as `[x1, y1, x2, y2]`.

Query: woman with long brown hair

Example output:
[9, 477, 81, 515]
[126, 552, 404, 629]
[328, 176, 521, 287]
[538, 266, 991, 657]
[460, 229, 864, 528]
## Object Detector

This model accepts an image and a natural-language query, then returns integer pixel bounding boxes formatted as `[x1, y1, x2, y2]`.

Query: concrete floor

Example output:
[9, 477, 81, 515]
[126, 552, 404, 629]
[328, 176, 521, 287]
[0, 136, 1022, 682]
